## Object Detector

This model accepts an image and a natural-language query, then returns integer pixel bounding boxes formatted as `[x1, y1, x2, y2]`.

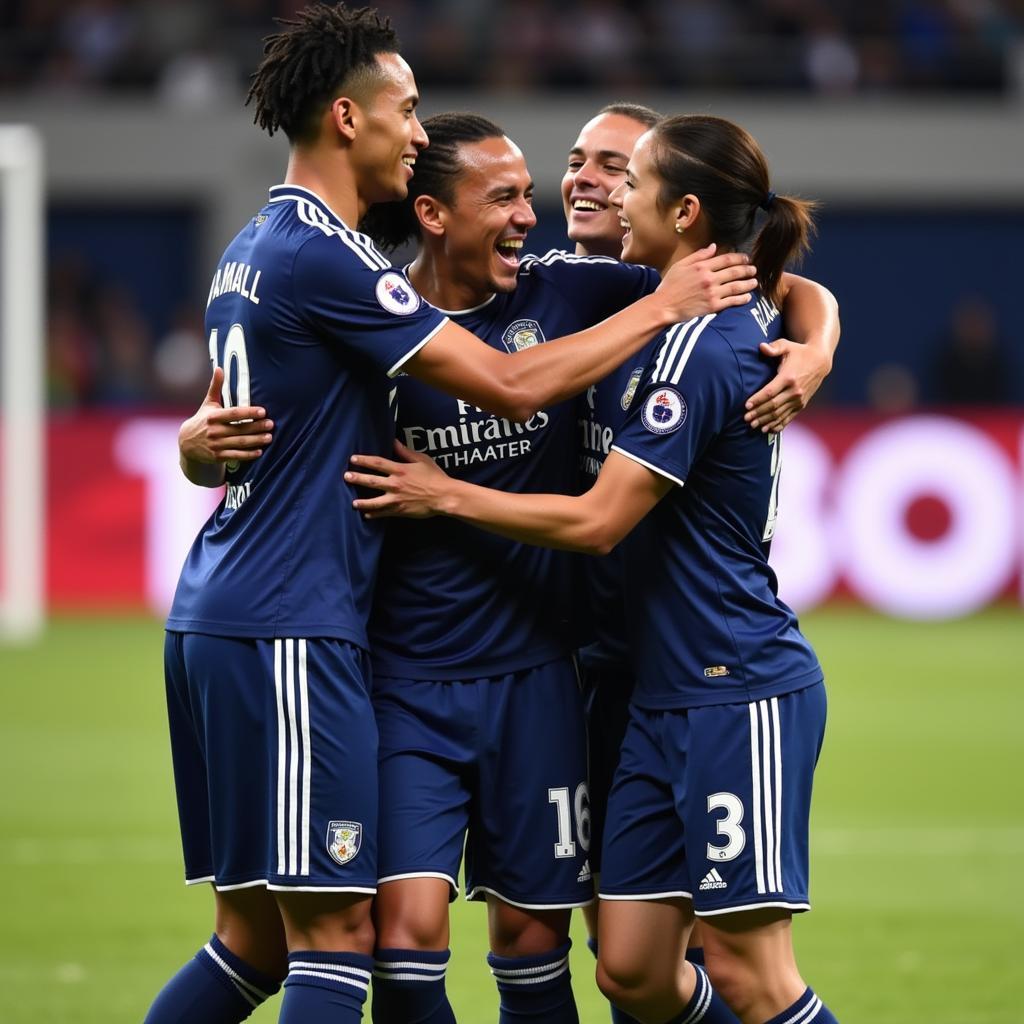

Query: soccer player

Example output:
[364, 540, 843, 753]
[566, 102, 836, 1024]
[148, 5, 753, 1023]
[346, 114, 840, 1024]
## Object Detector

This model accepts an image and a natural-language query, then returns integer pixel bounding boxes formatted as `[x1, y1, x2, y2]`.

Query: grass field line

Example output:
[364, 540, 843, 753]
[4, 826, 1024, 865]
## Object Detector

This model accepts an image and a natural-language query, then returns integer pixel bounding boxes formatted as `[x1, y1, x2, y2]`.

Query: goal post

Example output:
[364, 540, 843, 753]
[0, 125, 45, 642]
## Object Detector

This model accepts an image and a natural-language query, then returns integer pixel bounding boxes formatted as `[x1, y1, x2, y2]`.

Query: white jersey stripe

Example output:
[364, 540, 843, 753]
[760, 700, 777, 892]
[650, 321, 682, 382]
[771, 696, 784, 892]
[285, 639, 299, 877]
[274, 640, 287, 875]
[343, 226, 389, 271]
[652, 320, 695, 382]
[294, 200, 384, 271]
[668, 314, 717, 385]
[298, 639, 311, 876]
[749, 702, 766, 894]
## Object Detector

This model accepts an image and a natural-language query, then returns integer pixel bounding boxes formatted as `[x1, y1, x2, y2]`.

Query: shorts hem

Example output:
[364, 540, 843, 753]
[599, 889, 692, 901]
[194, 876, 377, 894]
[378, 871, 458, 896]
[265, 882, 377, 894]
[185, 874, 216, 886]
[466, 884, 594, 910]
[696, 899, 810, 916]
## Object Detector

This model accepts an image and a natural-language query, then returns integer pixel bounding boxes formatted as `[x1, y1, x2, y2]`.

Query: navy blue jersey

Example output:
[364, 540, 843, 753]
[167, 185, 448, 647]
[611, 294, 823, 708]
[369, 251, 658, 678]
[576, 337, 660, 671]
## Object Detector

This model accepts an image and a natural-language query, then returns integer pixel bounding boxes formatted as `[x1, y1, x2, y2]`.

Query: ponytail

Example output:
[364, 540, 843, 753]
[750, 193, 817, 307]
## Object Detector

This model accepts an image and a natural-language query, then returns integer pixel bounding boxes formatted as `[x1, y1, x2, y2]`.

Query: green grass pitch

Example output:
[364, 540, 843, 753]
[1, 609, 1022, 1022]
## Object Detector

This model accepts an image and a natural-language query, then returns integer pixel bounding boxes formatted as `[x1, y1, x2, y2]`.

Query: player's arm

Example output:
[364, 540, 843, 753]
[744, 273, 839, 432]
[178, 367, 275, 487]
[346, 443, 669, 555]
[404, 245, 755, 421]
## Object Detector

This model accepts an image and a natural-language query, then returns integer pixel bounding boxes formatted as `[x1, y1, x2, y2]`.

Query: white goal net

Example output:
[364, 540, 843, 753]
[0, 126, 44, 642]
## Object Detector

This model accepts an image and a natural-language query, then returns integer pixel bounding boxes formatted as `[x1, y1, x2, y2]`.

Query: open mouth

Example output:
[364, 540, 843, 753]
[402, 156, 416, 175]
[495, 237, 524, 267]
[572, 199, 606, 215]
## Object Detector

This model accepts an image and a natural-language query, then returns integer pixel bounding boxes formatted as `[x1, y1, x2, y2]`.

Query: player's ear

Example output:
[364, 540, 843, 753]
[331, 96, 359, 142]
[675, 193, 701, 232]
[414, 195, 446, 238]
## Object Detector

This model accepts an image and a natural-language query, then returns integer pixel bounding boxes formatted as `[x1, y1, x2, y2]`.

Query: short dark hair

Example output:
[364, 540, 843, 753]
[360, 112, 505, 251]
[246, 3, 400, 143]
[596, 102, 662, 129]
[650, 115, 817, 305]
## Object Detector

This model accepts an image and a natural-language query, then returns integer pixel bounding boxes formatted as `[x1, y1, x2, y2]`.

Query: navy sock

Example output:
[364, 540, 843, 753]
[488, 940, 579, 1023]
[143, 933, 281, 1023]
[763, 987, 838, 1024]
[587, 936, 599, 959]
[279, 950, 372, 1023]
[679, 956, 741, 1023]
[371, 948, 456, 1023]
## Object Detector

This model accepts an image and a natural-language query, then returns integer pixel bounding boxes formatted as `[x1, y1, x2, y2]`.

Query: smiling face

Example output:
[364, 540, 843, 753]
[561, 112, 650, 257]
[610, 130, 685, 274]
[435, 135, 537, 304]
[349, 52, 428, 206]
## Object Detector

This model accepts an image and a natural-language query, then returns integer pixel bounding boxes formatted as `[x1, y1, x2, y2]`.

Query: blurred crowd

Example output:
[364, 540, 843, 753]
[48, 253, 210, 409]
[1, 0, 1021, 99]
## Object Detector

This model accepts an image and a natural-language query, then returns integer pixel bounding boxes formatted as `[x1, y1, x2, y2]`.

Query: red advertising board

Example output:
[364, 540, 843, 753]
[24, 410, 1024, 619]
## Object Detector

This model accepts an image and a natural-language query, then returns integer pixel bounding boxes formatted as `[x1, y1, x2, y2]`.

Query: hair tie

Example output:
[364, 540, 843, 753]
[759, 191, 776, 212]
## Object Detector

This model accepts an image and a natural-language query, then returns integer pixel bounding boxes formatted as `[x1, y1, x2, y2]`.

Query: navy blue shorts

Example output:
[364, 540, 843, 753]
[374, 657, 592, 909]
[580, 663, 635, 872]
[164, 632, 378, 892]
[599, 683, 827, 916]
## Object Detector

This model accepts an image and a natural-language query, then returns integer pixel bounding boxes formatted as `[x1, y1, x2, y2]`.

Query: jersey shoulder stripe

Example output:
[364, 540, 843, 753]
[293, 199, 390, 271]
[652, 314, 717, 385]
[519, 248, 620, 274]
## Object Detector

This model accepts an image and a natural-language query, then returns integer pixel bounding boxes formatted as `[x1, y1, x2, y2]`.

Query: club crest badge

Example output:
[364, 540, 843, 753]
[620, 367, 645, 410]
[641, 387, 687, 434]
[326, 821, 362, 866]
[376, 271, 420, 315]
[501, 319, 546, 353]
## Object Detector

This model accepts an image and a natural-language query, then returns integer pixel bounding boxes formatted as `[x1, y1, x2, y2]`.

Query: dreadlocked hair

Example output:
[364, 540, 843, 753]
[650, 114, 818, 307]
[360, 112, 505, 251]
[246, 3, 399, 143]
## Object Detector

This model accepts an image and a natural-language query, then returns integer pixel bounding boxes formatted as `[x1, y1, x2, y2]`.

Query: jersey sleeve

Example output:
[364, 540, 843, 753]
[611, 319, 740, 488]
[523, 250, 659, 322]
[292, 231, 449, 377]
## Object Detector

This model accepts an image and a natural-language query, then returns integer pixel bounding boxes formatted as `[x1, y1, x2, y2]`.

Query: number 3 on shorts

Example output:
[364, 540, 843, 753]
[548, 783, 591, 859]
[706, 791, 746, 861]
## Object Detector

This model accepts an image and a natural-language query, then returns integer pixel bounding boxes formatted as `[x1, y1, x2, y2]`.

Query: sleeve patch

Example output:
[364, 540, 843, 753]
[640, 387, 687, 434]
[375, 271, 421, 315]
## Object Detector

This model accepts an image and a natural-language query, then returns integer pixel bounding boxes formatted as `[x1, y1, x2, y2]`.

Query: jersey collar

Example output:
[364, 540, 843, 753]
[268, 184, 349, 228]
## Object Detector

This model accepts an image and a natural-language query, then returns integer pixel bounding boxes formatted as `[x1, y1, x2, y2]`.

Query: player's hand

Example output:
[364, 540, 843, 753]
[346, 441, 449, 519]
[178, 366, 274, 464]
[744, 338, 832, 432]
[656, 244, 757, 320]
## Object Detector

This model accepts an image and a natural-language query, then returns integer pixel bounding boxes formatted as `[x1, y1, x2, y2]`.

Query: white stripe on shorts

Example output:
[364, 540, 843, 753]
[274, 640, 287, 875]
[275, 638, 312, 880]
[749, 698, 784, 895]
